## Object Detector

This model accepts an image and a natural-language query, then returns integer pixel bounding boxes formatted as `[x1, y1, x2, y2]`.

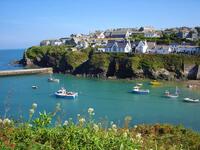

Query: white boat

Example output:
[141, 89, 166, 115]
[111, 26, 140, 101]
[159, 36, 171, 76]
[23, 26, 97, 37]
[32, 85, 38, 89]
[136, 83, 143, 86]
[55, 87, 78, 99]
[132, 86, 150, 95]
[48, 75, 59, 83]
[183, 98, 199, 103]
[187, 84, 193, 88]
[164, 87, 179, 98]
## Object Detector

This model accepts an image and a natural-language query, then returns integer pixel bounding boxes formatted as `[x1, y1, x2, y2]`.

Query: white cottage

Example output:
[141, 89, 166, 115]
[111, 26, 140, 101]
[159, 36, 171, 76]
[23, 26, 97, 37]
[135, 41, 148, 53]
[76, 40, 89, 49]
[105, 40, 132, 53]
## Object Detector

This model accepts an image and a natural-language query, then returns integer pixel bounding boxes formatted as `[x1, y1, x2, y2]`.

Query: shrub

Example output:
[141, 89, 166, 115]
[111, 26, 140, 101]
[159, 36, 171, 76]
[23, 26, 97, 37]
[1, 103, 200, 149]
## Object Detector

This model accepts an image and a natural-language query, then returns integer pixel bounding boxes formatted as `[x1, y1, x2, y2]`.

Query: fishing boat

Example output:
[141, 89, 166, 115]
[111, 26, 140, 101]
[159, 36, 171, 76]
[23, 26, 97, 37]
[55, 87, 78, 99]
[32, 85, 38, 89]
[183, 98, 199, 103]
[48, 74, 59, 83]
[150, 80, 161, 86]
[132, 86, 150, 95]
[164, 87, 179, 98]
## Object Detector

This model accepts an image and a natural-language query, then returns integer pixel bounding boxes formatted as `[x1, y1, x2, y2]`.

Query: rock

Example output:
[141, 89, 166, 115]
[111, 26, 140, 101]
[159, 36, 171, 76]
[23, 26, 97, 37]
[184, 64, 199, 80]
[26, 58, 34, 66]
[196, 65, 200, 80]
[153, 69, 172, 80]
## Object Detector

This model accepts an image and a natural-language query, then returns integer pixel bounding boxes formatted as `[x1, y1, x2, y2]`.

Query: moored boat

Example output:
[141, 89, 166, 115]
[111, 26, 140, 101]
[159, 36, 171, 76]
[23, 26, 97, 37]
[32, 85, 38, 89]
[183, 98, 199, 103]
[132, 86, 150, 95]
[48, 74, 60, 83]
[164, 90, 178, 98]
[164, 87, 179, 98]
[55, 87, 78, 99]
[136, 83, 143, 86]
[150, 80, 161, 86]
[48, 78, 60, 83]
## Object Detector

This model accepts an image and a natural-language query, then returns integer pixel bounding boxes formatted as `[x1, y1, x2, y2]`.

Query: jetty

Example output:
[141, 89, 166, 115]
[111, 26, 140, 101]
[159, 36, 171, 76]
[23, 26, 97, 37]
[0, 68, 53, 76]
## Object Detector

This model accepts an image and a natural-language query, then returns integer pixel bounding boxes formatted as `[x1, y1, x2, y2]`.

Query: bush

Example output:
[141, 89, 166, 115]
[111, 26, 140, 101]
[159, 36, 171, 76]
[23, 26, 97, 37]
[1, 103, 200, 149]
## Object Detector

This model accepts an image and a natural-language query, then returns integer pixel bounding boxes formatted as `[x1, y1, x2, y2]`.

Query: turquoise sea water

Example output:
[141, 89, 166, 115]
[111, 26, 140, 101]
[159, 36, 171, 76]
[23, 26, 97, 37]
[0, 49, 23, 70]
[0, 49, 200, 131]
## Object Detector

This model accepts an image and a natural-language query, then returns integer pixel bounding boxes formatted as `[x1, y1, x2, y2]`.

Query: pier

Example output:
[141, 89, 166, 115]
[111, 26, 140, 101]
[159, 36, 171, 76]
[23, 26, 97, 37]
[0, 68, 53, 76]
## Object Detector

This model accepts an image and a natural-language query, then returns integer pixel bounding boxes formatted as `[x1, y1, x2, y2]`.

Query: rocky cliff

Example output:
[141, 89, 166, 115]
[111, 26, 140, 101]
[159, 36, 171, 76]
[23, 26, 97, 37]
[21, 46, 200, 80]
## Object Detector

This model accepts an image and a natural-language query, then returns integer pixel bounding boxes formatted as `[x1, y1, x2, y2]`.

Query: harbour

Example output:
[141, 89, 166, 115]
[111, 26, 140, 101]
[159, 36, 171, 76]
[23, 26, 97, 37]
[1, 73, 200, 131]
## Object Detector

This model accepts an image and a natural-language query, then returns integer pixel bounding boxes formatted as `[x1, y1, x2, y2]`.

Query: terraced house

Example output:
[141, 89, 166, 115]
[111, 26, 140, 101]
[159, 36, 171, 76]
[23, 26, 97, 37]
[105, 40, 132, 53]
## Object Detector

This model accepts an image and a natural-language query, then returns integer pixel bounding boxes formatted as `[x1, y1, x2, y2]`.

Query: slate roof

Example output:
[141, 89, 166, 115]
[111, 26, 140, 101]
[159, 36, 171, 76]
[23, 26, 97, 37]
[106, 40, 130, 49]
[110, 31, 128, 38]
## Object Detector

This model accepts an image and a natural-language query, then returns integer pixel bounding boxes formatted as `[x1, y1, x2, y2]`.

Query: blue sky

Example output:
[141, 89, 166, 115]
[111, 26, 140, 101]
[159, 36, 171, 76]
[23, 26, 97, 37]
[0, 0, 199, 49]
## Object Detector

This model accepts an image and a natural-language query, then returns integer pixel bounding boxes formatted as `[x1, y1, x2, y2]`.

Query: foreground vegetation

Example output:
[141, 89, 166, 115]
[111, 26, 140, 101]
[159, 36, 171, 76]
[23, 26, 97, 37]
[1, 103, 200, 149]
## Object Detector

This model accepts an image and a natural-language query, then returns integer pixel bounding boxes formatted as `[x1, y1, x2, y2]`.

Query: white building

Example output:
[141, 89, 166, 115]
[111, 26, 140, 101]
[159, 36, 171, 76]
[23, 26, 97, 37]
[40, 40, 51, 46]
[175, 46, 200, 54]
[135, 41, 148, 53]
[40, 39, 62, 46]
[76, 40, 89, 49]
[144, 32, 160, 38]
[95, 32, 105, 39]
[105, 40, 132, 53]
[149, 46, 172, 54]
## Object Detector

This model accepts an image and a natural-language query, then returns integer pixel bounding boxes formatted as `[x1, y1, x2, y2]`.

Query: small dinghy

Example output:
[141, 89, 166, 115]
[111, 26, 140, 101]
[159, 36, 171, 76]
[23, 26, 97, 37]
[55, 87, 78, 99]
[48, 75, 59, 83]
[132, 86, 150, 95]
[32, 85, 38, 89]
[183, 98, 199, 103]
[150, 80, 161, 86]
[164, 87, 179, 98]
[136, 83, 143, 86]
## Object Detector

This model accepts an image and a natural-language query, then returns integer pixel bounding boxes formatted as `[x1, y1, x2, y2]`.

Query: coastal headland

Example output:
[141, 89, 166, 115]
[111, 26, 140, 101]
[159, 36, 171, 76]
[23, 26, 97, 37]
[20, 46, 200, 81]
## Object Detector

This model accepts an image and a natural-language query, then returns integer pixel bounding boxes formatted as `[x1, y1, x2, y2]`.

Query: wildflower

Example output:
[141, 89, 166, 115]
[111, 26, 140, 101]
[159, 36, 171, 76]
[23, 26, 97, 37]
[79, 117, 86, 124]
[0, 119, 2, 124]
[112, 124, 117, 129]
[28, 124, 33, 127]
[63, 120, 68, 126]
[32, 103, 37, 109]
[134, 125, 137, 129]
[136, 133, 142, 139]
[77, 114, 80, 117]
[3, 118, 11, 124]
[130, 137, 134, 142]
[29, 109, 35, 115]
[88, 107, 94, 115]
[111, 124, 117, 132]
[93, 123, 99, 132]
[123, 132, 128, 138]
